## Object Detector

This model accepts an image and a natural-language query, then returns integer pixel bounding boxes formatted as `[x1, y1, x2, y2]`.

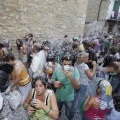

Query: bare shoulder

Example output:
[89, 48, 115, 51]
[46, 89, 55, 96]
[88, 96, 97, 103]
[90, 96, 99, 103]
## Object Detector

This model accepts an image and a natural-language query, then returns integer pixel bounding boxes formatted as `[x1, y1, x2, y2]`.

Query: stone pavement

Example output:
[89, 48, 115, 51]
[58, 105, 81, 120]
[58, 91, 82, 120]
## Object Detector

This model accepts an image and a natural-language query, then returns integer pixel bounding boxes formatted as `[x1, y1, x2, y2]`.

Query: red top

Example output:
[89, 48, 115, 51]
[85, 104, 111, 120]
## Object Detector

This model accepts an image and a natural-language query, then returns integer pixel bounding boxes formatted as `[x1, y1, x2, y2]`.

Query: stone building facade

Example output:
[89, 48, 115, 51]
[105, 0, 120, 35]
[0, 0, 88, 54]
[84, 0, 110, 36]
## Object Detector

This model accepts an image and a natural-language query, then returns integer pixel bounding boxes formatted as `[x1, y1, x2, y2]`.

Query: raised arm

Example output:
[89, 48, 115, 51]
[85, 61, 96, 80]
[83, 96, 93, 112]
[64, 70, 80, 89]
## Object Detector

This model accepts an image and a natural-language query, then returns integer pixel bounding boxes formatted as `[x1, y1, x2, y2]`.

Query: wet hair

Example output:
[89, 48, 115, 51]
[82, 40, 94, 48]
[0, 42, 4, 48]
[82, 40, 88, 45]
[2, 39, 9, 47]
[34, 76, 48, 87]
[73, 37, 79, 42]
[34, 45, 41, 52]
[76, 51, 89, 65]
[96, 80, 103, 95]
[72, 44, 78, 49]
[4, 54, 15, 62]
[108, 62, 119, 71]
[104, 35, 108, 38]
[100, 51, 105, 57]
[62, 52, 73, 61]
[40, 45, 45, 50]
[16, 39, 23, 50]
[47, 53, 55, 62]
[113, 96, 120, 112]
[33, 43, 44, 52]
[109, 46, 117, 55]
[97, 80, 113, 95]
[97, 80, 102, 89]
[34, 76, 52, 89]
[64, 35, 68, 38]
[0, 70, 9, 92]
[28, 34, 33, 38]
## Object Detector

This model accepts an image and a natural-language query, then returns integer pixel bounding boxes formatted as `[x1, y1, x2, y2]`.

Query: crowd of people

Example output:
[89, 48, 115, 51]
[0, 32, 120, 120]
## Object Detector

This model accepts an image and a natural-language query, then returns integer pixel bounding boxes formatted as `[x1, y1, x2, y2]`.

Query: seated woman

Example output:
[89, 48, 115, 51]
[24, 76, 59, 120]
[83, 80, 113, 120]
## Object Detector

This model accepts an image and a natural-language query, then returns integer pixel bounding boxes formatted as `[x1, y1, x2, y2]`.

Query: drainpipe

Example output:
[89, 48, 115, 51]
[97, 0, 102, 21]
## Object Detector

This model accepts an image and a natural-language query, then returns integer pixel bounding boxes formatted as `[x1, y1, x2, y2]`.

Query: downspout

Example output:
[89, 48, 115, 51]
[97, 0, 102, 21]
[102, 0, 111, 32]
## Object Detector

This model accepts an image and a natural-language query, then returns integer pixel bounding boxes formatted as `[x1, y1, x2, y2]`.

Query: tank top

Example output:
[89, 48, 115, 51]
[12, 60, 30, 86]
[85, 97, 111, 120]
[29, 89, 53, 120]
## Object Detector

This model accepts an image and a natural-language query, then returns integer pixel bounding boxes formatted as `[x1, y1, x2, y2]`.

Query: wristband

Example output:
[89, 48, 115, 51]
[45, 107, 50, 115]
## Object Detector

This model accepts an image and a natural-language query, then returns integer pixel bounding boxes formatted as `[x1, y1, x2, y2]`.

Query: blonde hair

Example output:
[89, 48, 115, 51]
[76, 51, 89, 65]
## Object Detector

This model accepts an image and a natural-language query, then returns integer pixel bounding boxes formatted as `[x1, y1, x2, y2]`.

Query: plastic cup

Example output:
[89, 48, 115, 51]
[57, 81, 62, 88]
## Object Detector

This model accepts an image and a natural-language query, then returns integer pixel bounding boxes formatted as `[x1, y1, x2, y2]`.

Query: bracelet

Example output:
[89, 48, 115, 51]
[45, 107, 50, 115]
[24, 103, 29, 110]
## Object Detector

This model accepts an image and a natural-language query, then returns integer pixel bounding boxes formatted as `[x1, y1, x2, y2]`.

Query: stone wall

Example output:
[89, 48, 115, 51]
[0, 0, 88, 54]
[85, 0, 101, 23]
[84, 0, 110, 36]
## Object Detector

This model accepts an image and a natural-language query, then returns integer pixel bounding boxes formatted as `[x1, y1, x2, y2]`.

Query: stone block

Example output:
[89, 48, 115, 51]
[0, 28, 2, 35]
[3, 0, 18, 8]
[3, 30, 7, 33]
